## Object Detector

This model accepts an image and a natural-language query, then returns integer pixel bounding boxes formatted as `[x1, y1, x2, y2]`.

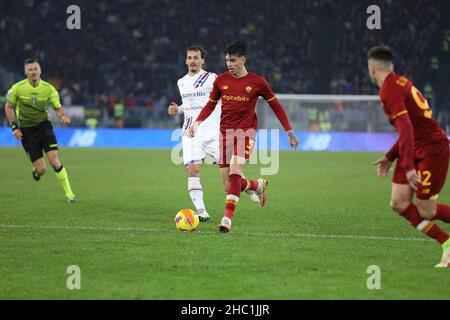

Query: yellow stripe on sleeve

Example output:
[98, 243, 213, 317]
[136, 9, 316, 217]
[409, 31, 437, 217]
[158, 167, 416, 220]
[390, 110, 408, 120]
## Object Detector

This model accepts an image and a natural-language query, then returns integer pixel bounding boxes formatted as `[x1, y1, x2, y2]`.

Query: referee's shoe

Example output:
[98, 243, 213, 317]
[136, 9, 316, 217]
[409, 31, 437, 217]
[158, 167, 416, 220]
[32, 168, 41, 181]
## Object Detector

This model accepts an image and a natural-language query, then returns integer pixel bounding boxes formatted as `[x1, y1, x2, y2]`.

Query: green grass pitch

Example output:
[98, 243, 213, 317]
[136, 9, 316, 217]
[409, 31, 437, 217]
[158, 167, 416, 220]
[0, 147, 449, 299]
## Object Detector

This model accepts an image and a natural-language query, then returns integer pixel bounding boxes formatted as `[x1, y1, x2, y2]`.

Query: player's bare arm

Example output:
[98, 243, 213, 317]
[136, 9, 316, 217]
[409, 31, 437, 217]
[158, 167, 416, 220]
[55, 107, 70, 125]
[372, 156, 392, 179]
[168, 101, 180, 116]
[405, 169, 421, 191]
[189, 120, 202, 138]
[5, 100, 22, 140]
[287, 130, 299, 150]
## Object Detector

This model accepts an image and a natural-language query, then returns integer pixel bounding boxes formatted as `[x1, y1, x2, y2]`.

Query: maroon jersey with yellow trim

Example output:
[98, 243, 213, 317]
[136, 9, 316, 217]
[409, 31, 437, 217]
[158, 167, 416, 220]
[196, 71, 292, 132]
[380, 72, 448, 150]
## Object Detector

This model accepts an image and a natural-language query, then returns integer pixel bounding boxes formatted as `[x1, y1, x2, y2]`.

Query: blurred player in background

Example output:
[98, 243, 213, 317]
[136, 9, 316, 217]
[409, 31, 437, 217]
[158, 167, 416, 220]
[5, 58, 76, 203]
[190, 41, 299, 232]
[369, 46, 450, 267]
[168, 45, 258, 222]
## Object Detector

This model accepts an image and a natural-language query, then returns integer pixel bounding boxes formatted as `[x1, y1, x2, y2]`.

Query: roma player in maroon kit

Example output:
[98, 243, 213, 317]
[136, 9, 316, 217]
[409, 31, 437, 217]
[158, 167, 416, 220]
[190, 42, 299, 232]
[368, 46, 450, 267]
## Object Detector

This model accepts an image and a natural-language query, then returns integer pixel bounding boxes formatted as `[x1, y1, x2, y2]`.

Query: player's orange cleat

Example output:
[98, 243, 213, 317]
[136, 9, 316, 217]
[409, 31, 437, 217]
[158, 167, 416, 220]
[218, 216, 232, 233]
[256, 178, 268, 207]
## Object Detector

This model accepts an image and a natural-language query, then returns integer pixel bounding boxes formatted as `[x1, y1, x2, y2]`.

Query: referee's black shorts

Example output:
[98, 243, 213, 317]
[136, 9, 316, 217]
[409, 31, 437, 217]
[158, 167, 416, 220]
[20, 120, 59, 162]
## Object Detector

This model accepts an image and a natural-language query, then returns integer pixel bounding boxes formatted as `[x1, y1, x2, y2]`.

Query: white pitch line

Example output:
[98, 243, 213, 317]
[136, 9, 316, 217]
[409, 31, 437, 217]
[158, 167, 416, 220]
[0, 223, 432, 242]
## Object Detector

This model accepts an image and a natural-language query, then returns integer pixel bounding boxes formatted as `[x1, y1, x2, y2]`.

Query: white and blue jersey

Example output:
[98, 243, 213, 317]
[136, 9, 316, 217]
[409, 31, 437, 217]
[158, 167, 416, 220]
[177, 70, 221, 165]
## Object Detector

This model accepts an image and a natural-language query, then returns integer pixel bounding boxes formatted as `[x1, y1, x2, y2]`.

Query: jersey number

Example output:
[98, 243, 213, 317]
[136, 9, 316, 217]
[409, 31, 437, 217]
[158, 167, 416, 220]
[411, 87, 432, 119]
[247, 139, 255, 150]
[418, 170, 432, 187]
[184, 117, 193, 130]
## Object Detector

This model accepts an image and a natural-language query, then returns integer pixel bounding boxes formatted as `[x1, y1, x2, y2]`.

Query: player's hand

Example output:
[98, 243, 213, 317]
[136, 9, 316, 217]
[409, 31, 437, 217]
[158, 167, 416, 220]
[372, 157, 392, 179]
[287, 130, 299, 150]
[189, 121, 200, 138]
[60, 115, 70, 125]
[12, 128, 23, 140]
[406, 169, 421, 191]
[168, 102, 179, 116]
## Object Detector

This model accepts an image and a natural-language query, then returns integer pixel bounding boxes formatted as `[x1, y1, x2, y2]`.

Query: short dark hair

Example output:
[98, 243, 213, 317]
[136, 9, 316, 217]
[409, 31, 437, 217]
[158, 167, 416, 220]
[24, 57, 39, 65]
[367, 46, 393, 63]
[224, 41, 247, 57]
[187, 44, 207, 59]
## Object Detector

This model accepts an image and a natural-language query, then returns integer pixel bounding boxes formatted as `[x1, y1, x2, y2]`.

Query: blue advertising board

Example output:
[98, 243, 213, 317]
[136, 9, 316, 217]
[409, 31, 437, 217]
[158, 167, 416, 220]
[0, 127, 404, 152]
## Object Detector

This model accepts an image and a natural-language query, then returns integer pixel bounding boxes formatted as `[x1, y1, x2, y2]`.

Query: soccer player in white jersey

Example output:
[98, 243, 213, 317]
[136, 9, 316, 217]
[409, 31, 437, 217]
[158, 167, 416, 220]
[168, 45, 257, 221]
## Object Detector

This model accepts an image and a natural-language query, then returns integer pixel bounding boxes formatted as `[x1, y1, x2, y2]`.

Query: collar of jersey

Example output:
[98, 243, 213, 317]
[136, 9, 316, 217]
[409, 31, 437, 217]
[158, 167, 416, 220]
[189, 69, 206, 80]
[26, 79, 42, 89]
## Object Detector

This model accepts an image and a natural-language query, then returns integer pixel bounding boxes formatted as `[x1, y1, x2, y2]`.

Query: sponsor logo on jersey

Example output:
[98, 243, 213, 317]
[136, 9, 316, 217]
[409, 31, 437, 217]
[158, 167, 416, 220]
[222, 95, 250, 102]
[184, 105, 203, 111]
[181, 92, 207, 99]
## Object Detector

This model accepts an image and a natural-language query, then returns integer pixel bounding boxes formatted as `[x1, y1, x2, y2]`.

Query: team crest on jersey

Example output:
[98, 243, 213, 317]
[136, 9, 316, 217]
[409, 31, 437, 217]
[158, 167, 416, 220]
[32, 98, 37, 105]
[245, 86, 252, 93]
[222, 85, 229, 90]
[396, 77, 408, 87]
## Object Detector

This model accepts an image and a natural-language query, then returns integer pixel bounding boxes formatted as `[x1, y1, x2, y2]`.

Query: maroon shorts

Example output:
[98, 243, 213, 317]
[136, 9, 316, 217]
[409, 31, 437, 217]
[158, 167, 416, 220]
[219, 129, 256, 168]
[393, 143, 449, 200]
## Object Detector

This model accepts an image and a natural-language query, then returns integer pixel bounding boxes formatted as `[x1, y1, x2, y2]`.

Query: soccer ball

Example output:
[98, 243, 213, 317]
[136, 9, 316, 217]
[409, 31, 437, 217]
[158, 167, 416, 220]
[174, 209, 199, 232]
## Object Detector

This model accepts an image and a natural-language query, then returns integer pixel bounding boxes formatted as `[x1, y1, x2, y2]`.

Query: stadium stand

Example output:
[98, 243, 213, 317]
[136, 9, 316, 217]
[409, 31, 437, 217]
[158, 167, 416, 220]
[0, 0, 448, 128]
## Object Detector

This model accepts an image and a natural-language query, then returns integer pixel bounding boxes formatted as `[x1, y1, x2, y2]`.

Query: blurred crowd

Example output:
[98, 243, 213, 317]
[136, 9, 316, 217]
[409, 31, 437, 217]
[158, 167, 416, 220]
[0, 0, 448, 128]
